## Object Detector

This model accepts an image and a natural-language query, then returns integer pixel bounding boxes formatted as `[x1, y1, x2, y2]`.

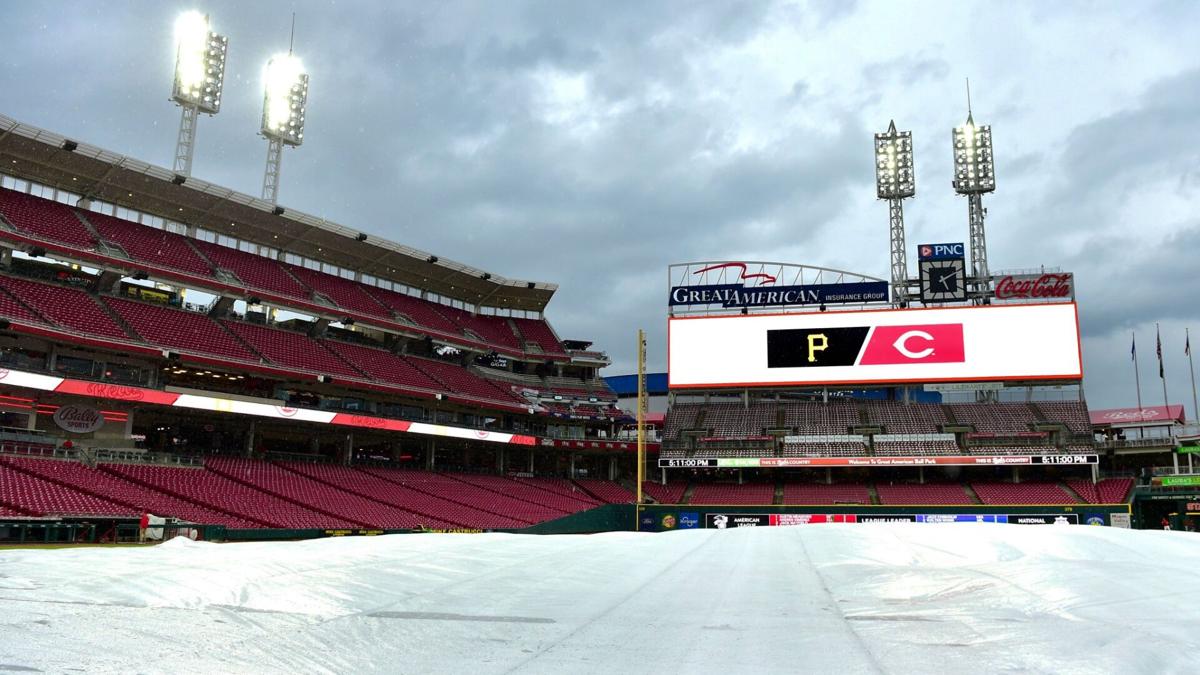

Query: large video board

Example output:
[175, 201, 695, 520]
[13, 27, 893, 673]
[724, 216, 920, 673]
[668, 302, 1082, 389]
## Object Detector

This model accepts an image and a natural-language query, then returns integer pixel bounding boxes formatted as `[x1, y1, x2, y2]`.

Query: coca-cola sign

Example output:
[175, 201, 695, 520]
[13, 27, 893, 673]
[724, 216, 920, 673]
[53, 404, 106, 434]
[994, 273, 1074, 301]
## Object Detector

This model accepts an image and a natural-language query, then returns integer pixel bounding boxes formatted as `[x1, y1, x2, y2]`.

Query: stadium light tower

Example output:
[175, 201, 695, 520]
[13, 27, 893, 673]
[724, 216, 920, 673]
[260, 48, 309, 203]
[952, 102, 996, 302]
[874, 120, 915, 307]
[170, 11, 228, 177]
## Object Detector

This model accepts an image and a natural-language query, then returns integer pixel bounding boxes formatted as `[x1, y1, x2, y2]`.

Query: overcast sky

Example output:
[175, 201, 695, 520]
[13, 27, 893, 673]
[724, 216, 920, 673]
[2, 1, 1199, 412]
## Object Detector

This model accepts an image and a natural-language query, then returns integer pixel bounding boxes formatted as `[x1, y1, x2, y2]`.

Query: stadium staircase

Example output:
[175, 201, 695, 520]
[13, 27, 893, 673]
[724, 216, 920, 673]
[1058, 481, 1086, 503]
[866, 483, 881, 505]
[941, 404, 958, 425]
[961, 483, 983, 504]
[93, 295, 141, 340]
[679, 483, 696, 505]
[70, 209, 105, 242]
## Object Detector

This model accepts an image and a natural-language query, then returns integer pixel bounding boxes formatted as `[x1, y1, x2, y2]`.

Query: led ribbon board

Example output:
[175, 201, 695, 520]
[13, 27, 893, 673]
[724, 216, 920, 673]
[668, 302, 1082, 388]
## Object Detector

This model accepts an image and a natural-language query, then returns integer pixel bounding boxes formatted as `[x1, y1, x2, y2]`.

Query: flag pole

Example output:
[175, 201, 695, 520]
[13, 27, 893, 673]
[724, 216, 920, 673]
[1158, 323, 1170, 411]
[1133, 332, 1143, 422]
[1188, 327, 1198, 427]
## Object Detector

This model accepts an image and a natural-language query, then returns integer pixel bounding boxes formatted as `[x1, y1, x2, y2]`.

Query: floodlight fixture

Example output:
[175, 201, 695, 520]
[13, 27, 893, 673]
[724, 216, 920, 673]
[170, 11, 227, 176]
[952, 113, 995, 194]
[951, 98, 996, 303]
[875, 120, 914, 306]
[172, 11, 227, 114]
[260, 53, 309, 147]
[874, 121, 915, 199]
[261, 51, 309, 203]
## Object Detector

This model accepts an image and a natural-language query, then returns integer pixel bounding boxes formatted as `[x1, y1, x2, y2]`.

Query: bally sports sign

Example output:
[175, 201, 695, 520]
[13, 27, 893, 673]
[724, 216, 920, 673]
[52, 403, 106, 433]
[668, 302, 1082, 388]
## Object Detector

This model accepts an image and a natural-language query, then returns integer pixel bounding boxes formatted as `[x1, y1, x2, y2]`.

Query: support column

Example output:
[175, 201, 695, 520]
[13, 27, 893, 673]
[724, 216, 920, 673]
[344, 433, 353, 466]
[825, 468, 832, 485]
[244, 420, 255, 457]
[1173, 452, 1179, 475]
[1012, 466, 1020, 483]
[497, 447, 505, 473]
[609, 456, 616, 481]
[569, 452, 576, 478]
[889, 197, 908, 306]
[427, 438, 435, 470]
[918, 467, 925, 484]
[528, 448, 534, 474]
[968, 193, 991, 301]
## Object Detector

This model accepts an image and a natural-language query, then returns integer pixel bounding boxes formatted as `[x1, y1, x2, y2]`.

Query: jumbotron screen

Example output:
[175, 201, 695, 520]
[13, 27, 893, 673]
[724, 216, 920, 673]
[668, 302, 1082, 389]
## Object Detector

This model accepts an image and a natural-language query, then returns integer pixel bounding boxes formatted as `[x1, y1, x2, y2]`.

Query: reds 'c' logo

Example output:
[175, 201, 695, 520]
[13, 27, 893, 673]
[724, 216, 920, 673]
[859, 324, 965, 365]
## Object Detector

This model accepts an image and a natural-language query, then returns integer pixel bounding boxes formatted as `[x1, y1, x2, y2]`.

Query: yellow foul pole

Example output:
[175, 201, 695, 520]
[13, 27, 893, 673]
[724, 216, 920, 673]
[636, 328, 646, 507]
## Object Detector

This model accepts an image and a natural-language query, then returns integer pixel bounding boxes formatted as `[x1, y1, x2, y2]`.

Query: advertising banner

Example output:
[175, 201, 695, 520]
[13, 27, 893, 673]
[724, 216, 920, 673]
[918, 243, 966, 261]
[659, 454, 1097, 469]
[668, 303, 1082, 388]
[670, 281, 889, 309]
[701, 512, 1088, 527]
[992, 273, 1074, 302]
[668, 261, 889, 312]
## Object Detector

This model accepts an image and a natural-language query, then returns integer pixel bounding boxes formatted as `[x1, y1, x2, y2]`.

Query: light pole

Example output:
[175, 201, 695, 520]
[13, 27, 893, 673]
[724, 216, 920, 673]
[260, 52, 309, 203]
[874, 121, 915, 307]
[170, 12, 227, 177]
[952, 111, 996, 303]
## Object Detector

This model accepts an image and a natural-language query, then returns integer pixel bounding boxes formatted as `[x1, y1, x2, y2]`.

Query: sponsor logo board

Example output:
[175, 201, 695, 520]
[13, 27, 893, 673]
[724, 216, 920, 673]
[661, 455, 1098, 469]
[918, 243, 966, 261]
[669, 262, 888, 309]
[52, 403, 106, 434]
[669, 303, 1082, 388]
[993, 273, 1074, 301]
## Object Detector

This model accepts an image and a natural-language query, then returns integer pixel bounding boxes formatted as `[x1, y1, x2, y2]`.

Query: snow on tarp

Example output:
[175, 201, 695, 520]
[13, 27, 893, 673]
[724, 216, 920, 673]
[1, 525, 1199, 674]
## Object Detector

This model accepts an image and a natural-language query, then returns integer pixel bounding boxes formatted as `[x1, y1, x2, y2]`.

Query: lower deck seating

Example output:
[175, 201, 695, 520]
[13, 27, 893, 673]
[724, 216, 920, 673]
[101, 462, 354, 529]
[281, 462, 526, 529]
[642, 481, 688, 504]
[1067, 478, 1134, 504]
[689, 482, 775, 505]
[0, 461, 135, 517]
[361, 468, 567, 523]
[971, 481, 1077, 505]
[1, 455, 259, 527]
[574, 478, 634, 504]
[206, 457, 447, 529]
[781, 483, 871, 505]
[875, 482, 976, 505]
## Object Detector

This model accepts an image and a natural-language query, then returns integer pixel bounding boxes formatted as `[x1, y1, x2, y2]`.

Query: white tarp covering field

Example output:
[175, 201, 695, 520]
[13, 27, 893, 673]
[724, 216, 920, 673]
[2, 525, 1199, 674]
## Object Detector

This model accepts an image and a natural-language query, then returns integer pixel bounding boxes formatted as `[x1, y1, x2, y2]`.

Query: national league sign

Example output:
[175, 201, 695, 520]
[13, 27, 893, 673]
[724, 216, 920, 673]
[668, 302, 1082, 388]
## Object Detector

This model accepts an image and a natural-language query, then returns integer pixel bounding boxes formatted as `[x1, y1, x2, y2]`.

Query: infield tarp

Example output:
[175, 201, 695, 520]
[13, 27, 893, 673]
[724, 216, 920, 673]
[1, 525, 1198, 673]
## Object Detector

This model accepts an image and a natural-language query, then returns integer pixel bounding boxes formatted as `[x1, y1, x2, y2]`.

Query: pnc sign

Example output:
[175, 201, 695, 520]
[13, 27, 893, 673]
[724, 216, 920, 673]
[918, 243, 965, 261]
